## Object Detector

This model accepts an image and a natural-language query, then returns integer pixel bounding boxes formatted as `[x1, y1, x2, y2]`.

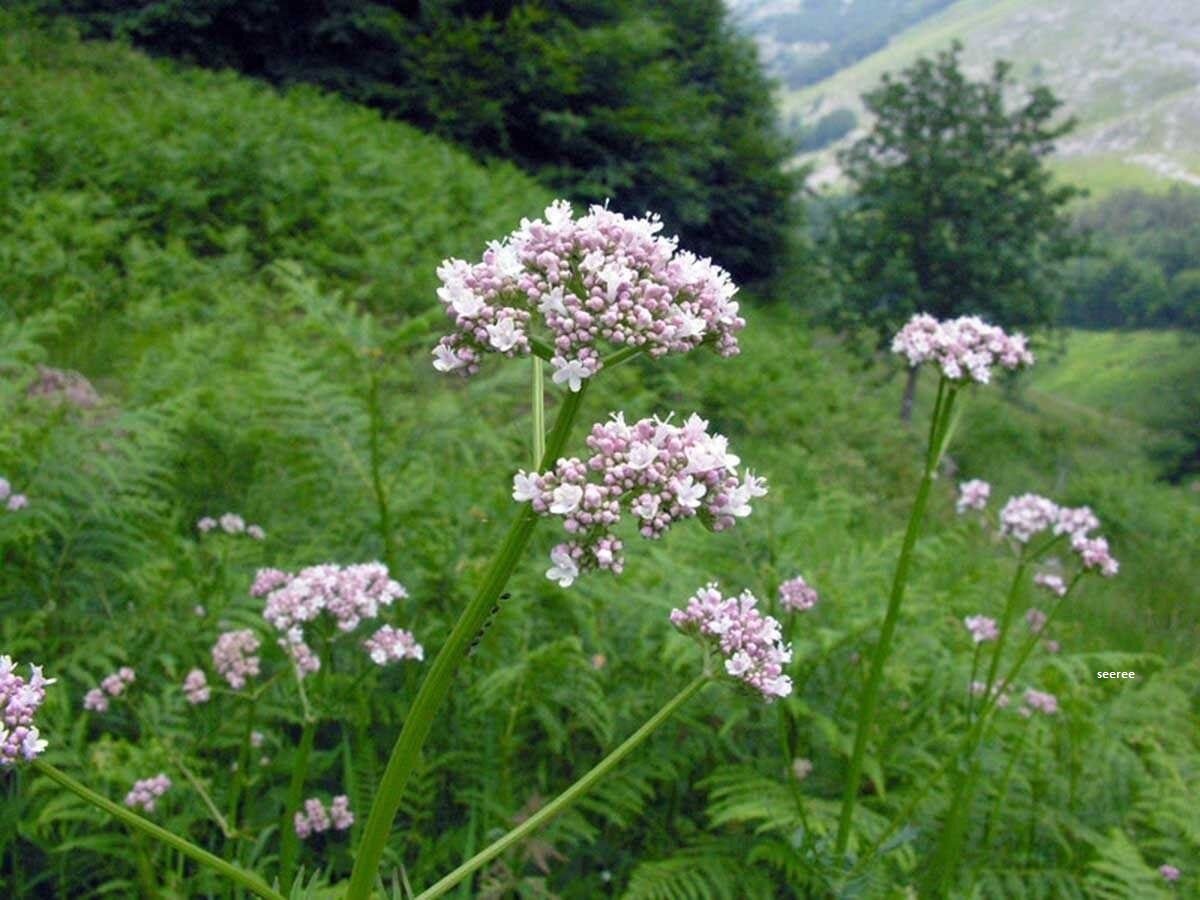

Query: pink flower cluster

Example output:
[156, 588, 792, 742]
[212, 630, 261, 690]
[83, 666, 135, 713]
[956, 479, 990, 514]
[1, 656, 52, 767]
[1160, 864, 1181, 882]
[999, 494, 1119, 576]
[1033, 573, 1067, 597]
[670, 583, 792, 701]
[253, 563, 414, 676]
[964, 615, 999, 643]
[124, 774, 171, 812]
[196, 513, 265, 540]
[514, 413, 766, 586]
[0, 478, 28, 512]
[432, 200, 744, 390]
[294, 795, 353, 839]
[891, 314, 1034, 384]
[362, 625, 424, 666]
[182, 668, 210, 704]
[1026, 608, 1048, 632]
[1022, 689, 1059, 716]
[778, 575, 819, 612]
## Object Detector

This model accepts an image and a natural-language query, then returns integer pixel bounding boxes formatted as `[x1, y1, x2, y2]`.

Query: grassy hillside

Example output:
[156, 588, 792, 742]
[2, 15, 1197, 898]
[772, 0, 1200, 194]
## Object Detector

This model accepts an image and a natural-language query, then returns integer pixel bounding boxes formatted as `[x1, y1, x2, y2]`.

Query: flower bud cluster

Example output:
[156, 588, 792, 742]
[182, 668, 210, 704]
[964, 615, 999, 643]
[891, 313, 1034, 384]
[252, 563, 414, 676]
[124, 774, 171, 812]
[196, 513, 265, 540]
[998, 494, 1118, 576]
[294, 795, 353, 839]
[83, 666, 135, 713]
[432, 200, 744, 391]
[1, 656, 52, 767]
[212, 630, 261, 690]
[955, 479, 990, 514]
[362, 625, 424, 666]
[778, 575, 819, 612]
[514, 413, 766, 586]
[1021, 689, 1059, 716]
[670, 583, 792, 701]
[1025, 608, 1048, 632]
[1033, 573, 1066, 597]
[0, 477, 29, 512]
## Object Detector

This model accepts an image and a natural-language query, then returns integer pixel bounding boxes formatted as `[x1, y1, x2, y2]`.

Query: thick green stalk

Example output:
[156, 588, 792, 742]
[32, 760, 284, 900]
[531, 358, 545, 467]
[415, 675, 710, 899]
[834, 379, 952, 856]
[347, 385, 589, 900]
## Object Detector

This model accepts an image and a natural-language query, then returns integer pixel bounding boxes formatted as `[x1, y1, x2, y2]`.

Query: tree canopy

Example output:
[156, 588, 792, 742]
[827, 42, 1082, 357]
[50, 0, 801, 284]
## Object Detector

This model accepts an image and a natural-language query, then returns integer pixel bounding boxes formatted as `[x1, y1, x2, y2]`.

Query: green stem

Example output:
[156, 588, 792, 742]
[171, 753, 236, 839]
[31, 760, 283, 900]
[278, 718, 316, 888]
[227, 696, 258, 834]
[981, 560, 1028, 705]
[531, 358, 545, 468]
[415, 675, 710, 899]
[347, 384, 590, 900]
[982, 715, 1034, 847]
[834, 378, 953, 856]
[367, 368, 397, 573]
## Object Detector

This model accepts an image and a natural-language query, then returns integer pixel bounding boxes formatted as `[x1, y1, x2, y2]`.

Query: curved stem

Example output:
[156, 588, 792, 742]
[415, 675, 710, 899]
[347, 384, 590, 900]
[32, 760, 283, 900]
[834, 378, 953, 856]
[981, 559, 1028, 704]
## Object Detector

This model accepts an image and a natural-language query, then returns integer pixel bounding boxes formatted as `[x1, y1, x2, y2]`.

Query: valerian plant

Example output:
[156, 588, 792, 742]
[4, 207, 1184, 898]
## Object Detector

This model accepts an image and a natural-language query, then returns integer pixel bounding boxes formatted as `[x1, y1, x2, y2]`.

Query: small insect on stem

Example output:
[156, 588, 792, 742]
[467, 593, 511, 657]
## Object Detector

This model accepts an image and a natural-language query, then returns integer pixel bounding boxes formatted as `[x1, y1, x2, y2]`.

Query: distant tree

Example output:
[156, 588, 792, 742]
[826, 42, 1082, 418]
[49, 0, 801, 284]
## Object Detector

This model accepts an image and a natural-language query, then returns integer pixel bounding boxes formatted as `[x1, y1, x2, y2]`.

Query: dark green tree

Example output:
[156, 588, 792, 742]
[826, 42, 1082, 417]
[48, 0, 800, 284]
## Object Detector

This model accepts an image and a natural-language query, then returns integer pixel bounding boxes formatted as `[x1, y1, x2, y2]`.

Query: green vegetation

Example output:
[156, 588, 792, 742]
[825, 44, 1080, 416]
[2, 15, 1197, 899]
[48, 0, 800, 284]
[733, 0, 957, 88]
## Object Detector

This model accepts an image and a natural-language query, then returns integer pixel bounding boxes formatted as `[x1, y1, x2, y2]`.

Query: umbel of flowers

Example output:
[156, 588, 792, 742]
[513, 412, 767, 585]
[253, 562, 421, 677]
[1, 656, 51, 767]
[670, 583, 793, 701]
[892, 313, 1034, 383]
[431, 200, 745, 390]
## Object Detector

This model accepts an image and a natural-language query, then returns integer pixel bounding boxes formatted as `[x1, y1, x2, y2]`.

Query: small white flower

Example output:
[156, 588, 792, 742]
[486, 316, 521, 352]
[546, 546, 578, 587]
[432, 345, 465, 373]
[672, 475, 707, 510]
[626, 442, 659, 470]
[552, 357, 591, 392]
[512, 471, 540, 502]
[550, 483, 584, 515]
[537, 286, 568, 318]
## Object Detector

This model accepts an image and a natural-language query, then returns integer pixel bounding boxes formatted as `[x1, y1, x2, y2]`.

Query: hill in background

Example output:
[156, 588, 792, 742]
[735, 0, 1200, 193]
